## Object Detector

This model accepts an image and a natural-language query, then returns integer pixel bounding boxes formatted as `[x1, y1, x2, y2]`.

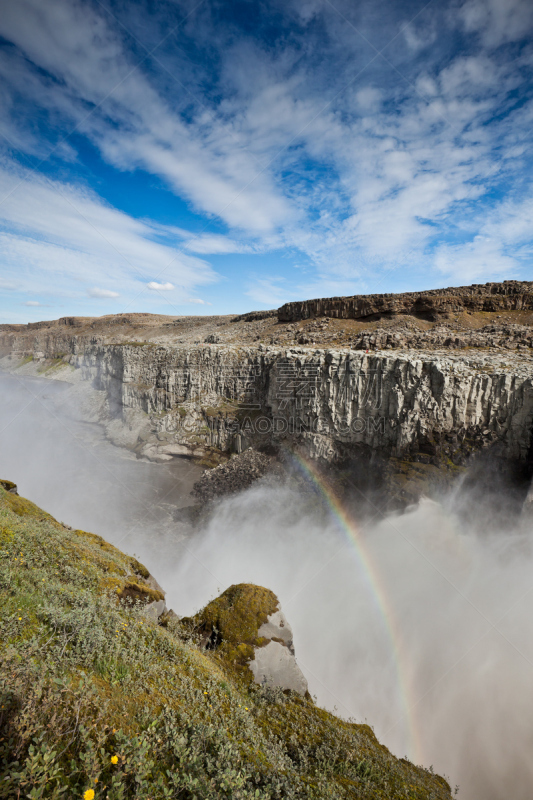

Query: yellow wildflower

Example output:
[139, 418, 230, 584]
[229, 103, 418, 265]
[111, 755, 118, 765]
[83, 790, 95, 800]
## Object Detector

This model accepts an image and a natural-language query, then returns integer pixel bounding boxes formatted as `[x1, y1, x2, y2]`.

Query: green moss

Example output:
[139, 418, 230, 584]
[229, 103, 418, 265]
[181, 584, 281, 677]
[384, 455, 467, 508]
[195, 449, 229, 469]
[202, 403, 240, 419]
[37, 356, 67, 374]
[130, 556, 150, 579]
[0, 488, 58, 523]
[184, 584, 278, 646]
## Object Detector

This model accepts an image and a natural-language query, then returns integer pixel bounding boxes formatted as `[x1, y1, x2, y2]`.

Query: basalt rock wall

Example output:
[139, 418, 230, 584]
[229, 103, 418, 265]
[278, 280, 533, 322]
[2, 332, 532, 477]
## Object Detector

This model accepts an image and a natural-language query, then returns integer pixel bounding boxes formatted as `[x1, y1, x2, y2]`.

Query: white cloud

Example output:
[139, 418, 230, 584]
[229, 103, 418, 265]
[183, 235, 252, 255]
[0, 0, 531, 298]
[87, 288, 120, 299]
[245, 278, 288, 307]
[432, 193, 533, 282]
[24, 300, 47, 306]
[187, 298, 212, 305]
[0, 0, 294, 234]
[146, 281, 174, 291]
[458, 0, 533, 47]
[0, 162, 216, 302]
[433, 238, 517, 283]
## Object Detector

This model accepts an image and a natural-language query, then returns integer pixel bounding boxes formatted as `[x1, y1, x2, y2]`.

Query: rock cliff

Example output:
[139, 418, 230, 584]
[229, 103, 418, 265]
[278, 280, 533, 322]
[1, 282, 532, 508]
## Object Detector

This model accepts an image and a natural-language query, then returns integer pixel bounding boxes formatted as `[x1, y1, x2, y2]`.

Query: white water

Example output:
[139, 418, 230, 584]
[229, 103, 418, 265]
[2, 371, 533, 798]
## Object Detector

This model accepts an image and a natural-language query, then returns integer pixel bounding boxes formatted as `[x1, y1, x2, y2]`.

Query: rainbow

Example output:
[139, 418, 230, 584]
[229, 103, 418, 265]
[286, 449, 423, 764]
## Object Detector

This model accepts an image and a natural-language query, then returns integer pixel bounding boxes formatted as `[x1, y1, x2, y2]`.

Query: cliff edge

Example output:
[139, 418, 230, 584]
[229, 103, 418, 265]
[1, 280, 532, 511]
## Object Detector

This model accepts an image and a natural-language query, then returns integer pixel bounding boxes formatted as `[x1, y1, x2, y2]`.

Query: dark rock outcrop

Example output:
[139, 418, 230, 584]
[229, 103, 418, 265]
[192, 448, 272, 501]
[278, 280, 533, 322]
[0, 479, 18, 494]
[231, 309, 277, 322]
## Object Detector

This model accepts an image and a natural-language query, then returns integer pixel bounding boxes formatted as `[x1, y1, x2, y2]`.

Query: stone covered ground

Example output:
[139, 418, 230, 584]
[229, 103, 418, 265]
[2, 280, 532, 354]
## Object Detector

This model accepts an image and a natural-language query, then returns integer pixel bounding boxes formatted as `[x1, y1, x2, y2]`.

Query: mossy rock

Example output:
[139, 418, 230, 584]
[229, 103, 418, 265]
[0, 479, 18, 494]
[182, 583, 279, 671]
[130, 557, 150, 579]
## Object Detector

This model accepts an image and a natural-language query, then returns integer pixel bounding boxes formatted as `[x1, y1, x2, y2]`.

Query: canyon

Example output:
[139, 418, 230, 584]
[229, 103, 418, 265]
[2, 282, 533, 800]
[1, 280, 532, 510]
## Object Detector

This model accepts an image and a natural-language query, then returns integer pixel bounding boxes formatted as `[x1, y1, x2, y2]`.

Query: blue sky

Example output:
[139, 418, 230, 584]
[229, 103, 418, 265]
[0, 0, 532, 322]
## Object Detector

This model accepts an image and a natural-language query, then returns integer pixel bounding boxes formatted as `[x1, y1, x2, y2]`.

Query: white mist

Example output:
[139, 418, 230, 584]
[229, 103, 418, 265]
[164, 484, 533, 800]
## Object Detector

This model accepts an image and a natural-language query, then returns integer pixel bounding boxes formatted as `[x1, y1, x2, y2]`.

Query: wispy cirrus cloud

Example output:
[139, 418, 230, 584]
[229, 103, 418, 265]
[183, 235, 254, 255]
[0, 162, 216, 308]
[0, 0, 532, 315]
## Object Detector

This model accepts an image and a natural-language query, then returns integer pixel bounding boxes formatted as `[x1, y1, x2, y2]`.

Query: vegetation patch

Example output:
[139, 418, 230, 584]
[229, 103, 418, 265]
[116, 578, 164, 605]
[17, 355, 33, 366]
[0, 484, 452, 799]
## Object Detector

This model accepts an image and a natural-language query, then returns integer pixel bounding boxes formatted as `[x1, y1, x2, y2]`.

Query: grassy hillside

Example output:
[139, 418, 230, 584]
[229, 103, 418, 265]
[0, 483, 452, 799]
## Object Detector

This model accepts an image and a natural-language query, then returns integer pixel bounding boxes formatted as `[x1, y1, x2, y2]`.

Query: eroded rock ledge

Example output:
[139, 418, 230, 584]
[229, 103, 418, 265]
[278, 280, 533, 322]
[192, 448, 273, 502]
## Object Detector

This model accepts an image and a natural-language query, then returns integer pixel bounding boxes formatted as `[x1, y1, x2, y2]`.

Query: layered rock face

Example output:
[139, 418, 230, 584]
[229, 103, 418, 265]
[1, 280, 532, 507]
[351, 323, 533, 352]
[1, 337, 532, 476]
[278, 280, 533, 322]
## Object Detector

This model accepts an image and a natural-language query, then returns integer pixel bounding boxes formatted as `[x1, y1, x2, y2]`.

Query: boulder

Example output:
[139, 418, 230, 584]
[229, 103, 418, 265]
[181, 583, 308, 695]
[249, 608, 308, 695]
